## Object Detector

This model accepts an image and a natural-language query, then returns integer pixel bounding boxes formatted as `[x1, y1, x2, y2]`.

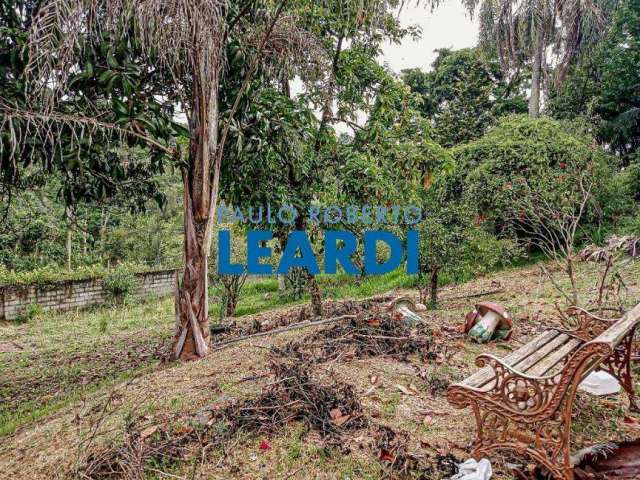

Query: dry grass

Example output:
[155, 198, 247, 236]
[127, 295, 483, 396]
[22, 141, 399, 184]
[1, 260, 639, 479]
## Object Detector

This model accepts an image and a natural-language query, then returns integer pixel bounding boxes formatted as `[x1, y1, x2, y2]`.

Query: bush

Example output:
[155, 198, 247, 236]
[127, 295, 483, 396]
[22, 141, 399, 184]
[450, 115, 619, 228]
[14, 302, 42, 324]
[102, 266, 137, 301]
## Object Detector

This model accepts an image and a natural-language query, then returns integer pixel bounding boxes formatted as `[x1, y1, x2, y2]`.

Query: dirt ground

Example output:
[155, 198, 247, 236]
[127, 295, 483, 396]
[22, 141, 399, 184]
[1, 260, 640, 479]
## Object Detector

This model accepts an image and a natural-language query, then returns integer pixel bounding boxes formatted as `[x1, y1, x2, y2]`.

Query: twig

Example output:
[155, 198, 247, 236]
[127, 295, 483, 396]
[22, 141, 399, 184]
[439, 288, 505, 302]
[211, 314, 357, 350]
[352, 334, 413, 341]
[596, 255, 613, 312]
[146, 467, 187, 480]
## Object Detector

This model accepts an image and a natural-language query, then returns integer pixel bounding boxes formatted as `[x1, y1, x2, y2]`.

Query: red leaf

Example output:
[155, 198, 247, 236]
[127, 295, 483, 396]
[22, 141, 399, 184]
[259, 439, 271, 450]
[366, 318, 380, 327]
[379, 449, 395, 462]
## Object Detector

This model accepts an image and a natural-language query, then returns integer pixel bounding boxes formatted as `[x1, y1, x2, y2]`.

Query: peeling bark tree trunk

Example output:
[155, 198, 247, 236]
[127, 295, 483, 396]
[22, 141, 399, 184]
[172, 72, 220, 361]
[430, 267, 439, 306]
[294, 216, 323, 317]
[528, 25, 545, 118]
[307, 273, 323, 317]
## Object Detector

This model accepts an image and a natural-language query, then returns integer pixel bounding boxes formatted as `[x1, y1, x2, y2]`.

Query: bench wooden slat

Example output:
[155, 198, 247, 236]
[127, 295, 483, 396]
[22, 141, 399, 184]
[463, 329, 559, 388]
[517, 333, 576, 374]
[527, 338, 582, 377]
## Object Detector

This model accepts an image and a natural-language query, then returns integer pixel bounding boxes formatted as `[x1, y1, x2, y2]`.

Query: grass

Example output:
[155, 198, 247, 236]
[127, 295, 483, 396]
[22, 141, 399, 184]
[2, 259, 640, 480]
[208, 269, 414, 320]
[0, 269, 414, 439]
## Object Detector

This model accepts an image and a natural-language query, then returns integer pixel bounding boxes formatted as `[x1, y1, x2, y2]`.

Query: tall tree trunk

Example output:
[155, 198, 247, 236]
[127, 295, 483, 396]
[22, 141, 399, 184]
[528, 25, 545, 118]
[307, 273, 323, 317]
[172, 72, 219, 360]
[430, 267, 439, 306]
[294, 216, 323, 316]
[65, 206, 72, 270]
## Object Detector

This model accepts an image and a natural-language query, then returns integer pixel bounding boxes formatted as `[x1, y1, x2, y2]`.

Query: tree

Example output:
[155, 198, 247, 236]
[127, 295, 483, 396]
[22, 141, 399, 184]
[220, 1, 419, 316]
[0, 0, 320, 359]
[464, 0, 617, 117]
[402, 48, 527, 147]
[547, 0, 640, 163]
[506, 162, 596, 306]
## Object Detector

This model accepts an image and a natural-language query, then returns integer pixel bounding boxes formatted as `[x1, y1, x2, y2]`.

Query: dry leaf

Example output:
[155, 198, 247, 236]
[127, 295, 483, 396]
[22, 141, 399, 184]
[330, 407, 343, 420]
[422, 415, 434, 426]
[259, 439, 271, 450]
[139, 425, 158, 441]
[370, 374, 380, 385]
[395, 384, 416, 396]
[420, 439, 434, 450]
[362, 385, 377, 397]
[331, 413, 352, 426]
[366, 318, 381, 327]
[379, 448, 395, 462]
[173, 425, 194, 435]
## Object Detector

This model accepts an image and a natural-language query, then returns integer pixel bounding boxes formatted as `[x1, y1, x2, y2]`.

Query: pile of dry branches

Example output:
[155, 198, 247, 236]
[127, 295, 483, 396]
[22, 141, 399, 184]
[211, 360, 366, 438]
[78, 360, 366, 478]
[374, 425, 460, 479]
[580, 235, 640, 262]
[212, 297, 390, 338]
[271, 310, 435, 363]
[78, 424, 194, 479]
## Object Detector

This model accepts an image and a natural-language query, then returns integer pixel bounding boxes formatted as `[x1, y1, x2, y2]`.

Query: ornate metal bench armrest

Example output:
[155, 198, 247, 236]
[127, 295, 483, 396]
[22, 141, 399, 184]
[590, 303, 640, 349]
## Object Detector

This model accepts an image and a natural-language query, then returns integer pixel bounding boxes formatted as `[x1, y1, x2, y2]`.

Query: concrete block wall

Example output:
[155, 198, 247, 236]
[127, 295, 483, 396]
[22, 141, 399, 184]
[0, 269, 178, 320]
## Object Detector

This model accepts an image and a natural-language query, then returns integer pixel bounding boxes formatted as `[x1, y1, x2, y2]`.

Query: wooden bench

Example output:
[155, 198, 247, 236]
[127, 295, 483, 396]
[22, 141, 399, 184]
[447, 302, 640, 480]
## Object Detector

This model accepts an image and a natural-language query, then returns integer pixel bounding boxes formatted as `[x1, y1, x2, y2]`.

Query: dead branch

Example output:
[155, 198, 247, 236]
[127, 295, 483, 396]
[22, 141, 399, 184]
[211, 314, 357, 350]
[439, 288, 505, 302]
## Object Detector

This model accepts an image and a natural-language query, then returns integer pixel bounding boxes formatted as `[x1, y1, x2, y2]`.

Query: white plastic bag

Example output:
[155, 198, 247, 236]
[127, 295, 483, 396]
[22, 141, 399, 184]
[578, 370, 620, 396]
[449, 458, 492, 480]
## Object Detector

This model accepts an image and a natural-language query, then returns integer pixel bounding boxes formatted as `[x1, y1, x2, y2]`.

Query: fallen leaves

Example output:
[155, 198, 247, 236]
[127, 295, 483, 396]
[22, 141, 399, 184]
[366, 317, 381, 327]
[379, 448, 395, 462]
[139, 425, 159, 441]
[329, 407, 353, 426]
[395, 383, 420, 396]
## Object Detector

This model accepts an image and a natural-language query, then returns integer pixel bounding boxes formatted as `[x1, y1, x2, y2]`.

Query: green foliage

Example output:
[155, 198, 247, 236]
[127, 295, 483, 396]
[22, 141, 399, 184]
[403, 48, 527, 148]
[460, 228, 521, 276]
[1, 1, 178, 210]
[0, 262, 152, 287]
[102, 266, 138, 301]
[451, 115, 617, 227]
[14, 303, 42, 324]
[547, 0, 640, 162]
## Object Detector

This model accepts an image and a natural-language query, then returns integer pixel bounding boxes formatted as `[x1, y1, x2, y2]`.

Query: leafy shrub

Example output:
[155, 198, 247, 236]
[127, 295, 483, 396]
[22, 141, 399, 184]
[0, 262, 155, 286]
[450, 115, 618, 227]
[102, 266, 138, 301]
[459, 229, 522, 276]
[14, 303, 42, 324]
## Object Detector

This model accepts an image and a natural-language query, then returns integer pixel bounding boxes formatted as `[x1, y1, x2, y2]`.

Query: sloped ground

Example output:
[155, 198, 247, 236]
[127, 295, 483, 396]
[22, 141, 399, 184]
[1, 261, 640, 479]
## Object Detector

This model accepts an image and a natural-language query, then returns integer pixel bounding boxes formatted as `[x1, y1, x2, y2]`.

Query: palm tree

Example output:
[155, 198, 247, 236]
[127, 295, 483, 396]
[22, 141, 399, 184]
[0, 0, 320, 360]
[470, 0, 616, 117]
